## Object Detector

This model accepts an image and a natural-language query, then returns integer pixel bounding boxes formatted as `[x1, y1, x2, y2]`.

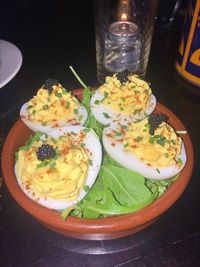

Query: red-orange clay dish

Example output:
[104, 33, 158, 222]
[1, 89, 194, 240]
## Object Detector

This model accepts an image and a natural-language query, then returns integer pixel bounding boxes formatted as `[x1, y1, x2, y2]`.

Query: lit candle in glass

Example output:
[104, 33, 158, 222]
[95, 0, 158, 83]
[104, 0, 141, 73]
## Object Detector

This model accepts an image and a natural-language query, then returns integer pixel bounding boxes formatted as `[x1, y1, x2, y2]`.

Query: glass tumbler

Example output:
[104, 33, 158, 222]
[95, 0, 159, 84]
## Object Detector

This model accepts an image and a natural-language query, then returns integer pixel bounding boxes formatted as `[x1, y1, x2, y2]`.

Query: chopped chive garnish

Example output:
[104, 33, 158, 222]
[83, 128, 90, 133]
[78, 115, 83, 121]
[42, 122, 47, 126]
[43, 104, 49, 110]
[37, 160, 49, 168]
[27, 105, 33, 109]
[133, 109, 141, 115]
[88, 159, 93, 166]
[55, 92, 62, 98]
[124, 143, 129, 148]
[171, 140, 176, 145]
[145, 123, 150, 130]
[121, 125, 128, 129]
[104, 91, 109, 98]
[103, 112, 110, 119]
[61, 87, 67, 94]
[136, 136, 143, 142]
[156, 137, 166, 146]
[49, 161, 56, 169]
[80, 143, 86, 148]
[156, 168, 160, 173]
[149, 136, 155, 144]
[177, 158, 183, 164]
[115, 132, 122, 136]
[84, 185, 90, 192]
[100, 91, 109, 103]
[120, 97, 125, 102]
[15, 151, 19, 160]
[19, 132, 44, 152]
[51, 137, 57, 144]
[66, 101, 70, 108]
[74, 108, 78, 114]
[94, 100, 100, 105]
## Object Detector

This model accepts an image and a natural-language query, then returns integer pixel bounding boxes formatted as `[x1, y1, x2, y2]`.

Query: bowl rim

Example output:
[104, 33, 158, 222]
[1, 89, 194, 235]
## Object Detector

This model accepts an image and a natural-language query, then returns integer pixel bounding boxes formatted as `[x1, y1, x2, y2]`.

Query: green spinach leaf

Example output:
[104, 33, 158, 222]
[69, 155, 159, 218]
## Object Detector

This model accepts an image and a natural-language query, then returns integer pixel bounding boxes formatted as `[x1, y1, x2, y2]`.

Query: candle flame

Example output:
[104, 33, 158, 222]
[121, 13, 127, 21]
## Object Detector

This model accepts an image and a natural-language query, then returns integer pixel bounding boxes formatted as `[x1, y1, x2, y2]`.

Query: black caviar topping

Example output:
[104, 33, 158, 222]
[148, 113, 168, 135]
[116, 70, 130, 83]
[44, 78, 59, 92]
[36, 144, 56, 161]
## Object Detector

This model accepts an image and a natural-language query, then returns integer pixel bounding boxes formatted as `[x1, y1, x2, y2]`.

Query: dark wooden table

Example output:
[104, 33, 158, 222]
[0, 1, 200, 266]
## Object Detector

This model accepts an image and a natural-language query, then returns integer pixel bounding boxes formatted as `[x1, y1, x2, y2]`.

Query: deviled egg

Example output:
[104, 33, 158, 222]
[14, 126, 102, 210]
[90, 71, 156, 125]
[102, 113, 187, 180]
[20, 79, 88, 133]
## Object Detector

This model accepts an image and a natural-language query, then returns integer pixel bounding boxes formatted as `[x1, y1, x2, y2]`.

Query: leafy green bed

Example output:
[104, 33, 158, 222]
[61, 86, 177, 220]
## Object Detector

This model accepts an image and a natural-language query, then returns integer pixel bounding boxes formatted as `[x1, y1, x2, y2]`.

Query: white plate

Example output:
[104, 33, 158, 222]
[0, 39, 23, 89]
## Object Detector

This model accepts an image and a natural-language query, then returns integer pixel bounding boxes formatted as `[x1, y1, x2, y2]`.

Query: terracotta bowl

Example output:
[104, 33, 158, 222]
[1, 89, 194, 240]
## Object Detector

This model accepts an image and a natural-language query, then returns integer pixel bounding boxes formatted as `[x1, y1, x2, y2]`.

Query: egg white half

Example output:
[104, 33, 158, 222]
[90, 88, 156, 126]
[20, 102, 88, 133]
[14, 126, 102, 210]
[102, 123, 187, 180]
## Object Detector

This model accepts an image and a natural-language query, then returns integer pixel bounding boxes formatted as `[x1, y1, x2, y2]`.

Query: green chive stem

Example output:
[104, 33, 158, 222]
[69, 66, 88, 89]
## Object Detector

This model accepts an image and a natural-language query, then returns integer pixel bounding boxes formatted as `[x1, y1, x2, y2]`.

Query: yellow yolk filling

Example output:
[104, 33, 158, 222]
[99, 75, 152, 115]
[123, 118, 182, 168]
[15, 135, 89, 201]
[27, 84, 79, 123]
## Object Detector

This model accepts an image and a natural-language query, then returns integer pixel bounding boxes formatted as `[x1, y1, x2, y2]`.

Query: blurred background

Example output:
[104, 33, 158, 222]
[0, 0, 187, 88]
[0, 0, 190, 131]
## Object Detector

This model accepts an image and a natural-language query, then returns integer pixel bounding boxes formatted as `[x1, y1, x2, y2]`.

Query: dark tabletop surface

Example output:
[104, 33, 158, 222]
[0, 1, 200, 266]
